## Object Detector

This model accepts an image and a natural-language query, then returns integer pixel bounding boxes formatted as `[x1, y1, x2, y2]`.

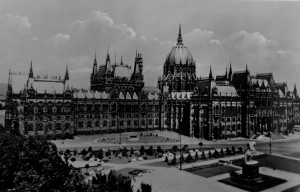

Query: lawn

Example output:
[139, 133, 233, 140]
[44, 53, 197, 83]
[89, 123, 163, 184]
[219, 174, 286, 192]
[282, 184, 300, 192]
[117, 168, 148, 178]
[234, 155, 300, 174]
[188, 165, 240, 178]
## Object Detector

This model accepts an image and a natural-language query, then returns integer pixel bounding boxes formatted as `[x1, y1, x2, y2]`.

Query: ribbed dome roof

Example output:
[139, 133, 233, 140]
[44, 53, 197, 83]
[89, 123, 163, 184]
[165, 25, 194, 65]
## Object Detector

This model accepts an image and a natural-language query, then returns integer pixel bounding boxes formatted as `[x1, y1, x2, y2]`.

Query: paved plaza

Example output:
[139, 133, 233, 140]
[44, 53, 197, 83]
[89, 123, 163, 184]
[57, 132, 300, 192]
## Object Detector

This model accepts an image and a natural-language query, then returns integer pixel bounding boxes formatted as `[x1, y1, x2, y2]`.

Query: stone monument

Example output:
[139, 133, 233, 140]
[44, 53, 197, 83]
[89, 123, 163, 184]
[230, 141, 265, 184]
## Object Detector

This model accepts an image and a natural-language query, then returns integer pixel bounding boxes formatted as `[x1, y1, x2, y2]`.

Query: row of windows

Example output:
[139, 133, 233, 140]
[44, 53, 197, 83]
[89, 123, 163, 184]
[27, 116, 71, 121]
[78, 119, 159, 128]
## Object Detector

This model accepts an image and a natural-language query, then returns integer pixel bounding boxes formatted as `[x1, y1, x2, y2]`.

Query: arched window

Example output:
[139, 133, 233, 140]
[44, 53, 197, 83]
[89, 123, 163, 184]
[155, 119, 159, 125]
[141, 119, 145, 125]
[95, 121, 99, 127]
[87, 121, 92, 128]
[103, 120, 107, 127]
[127, 120, 131, 126]
[112, 120, 116, 126]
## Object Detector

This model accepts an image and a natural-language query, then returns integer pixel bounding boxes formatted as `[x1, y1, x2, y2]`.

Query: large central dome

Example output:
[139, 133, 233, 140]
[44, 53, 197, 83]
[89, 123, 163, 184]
[165, 25, 194, 65]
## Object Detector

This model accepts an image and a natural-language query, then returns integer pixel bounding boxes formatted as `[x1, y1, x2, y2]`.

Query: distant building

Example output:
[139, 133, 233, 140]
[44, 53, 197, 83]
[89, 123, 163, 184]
[5, 26, 300, 140]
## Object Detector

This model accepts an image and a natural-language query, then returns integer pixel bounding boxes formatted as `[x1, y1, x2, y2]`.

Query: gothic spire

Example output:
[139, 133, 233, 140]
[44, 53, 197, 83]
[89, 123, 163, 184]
[177, 24, 183, 45]
[121, 55, 123, 65]
[92, 51, 98, 76]
[209, 66, 213, 80]
[65, 65, 69, 80]
[29, 60, 33, 78]
[225, 67, 228, 78]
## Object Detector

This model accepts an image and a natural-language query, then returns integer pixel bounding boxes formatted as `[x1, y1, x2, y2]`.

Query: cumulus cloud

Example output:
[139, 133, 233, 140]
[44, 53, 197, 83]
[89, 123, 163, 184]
[47, 33, 70, 49]
[73, 11, 136, 40]
[2, 14, 31, 31]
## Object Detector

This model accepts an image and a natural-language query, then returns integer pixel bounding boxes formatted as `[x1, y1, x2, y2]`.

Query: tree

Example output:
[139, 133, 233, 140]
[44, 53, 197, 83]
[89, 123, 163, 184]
[172, 145, 178, 152]
[214, 149, 219, 158]
[140, 146, 145, 156]
[201, 151, 206, 160]
[171, 155, 177, 165]
[0, 133, 87, 192]
[88, 146, 93, 153]
[226, 147, 231, 155]
[157, 145, 163, 153]
[208, 150, 212, 158]
[165, 156, 169, 163]
[141, 182, 152, 192]
[97, 148, 104, 159]
[81, 148, 87, 156]
[238, 147, 243, 154]
[220, 148, 224, 156]
[91, 170, 133, 192]
[186, 153, 193, 163]
[130, 147, 134, 154]
[195, 152, 199, 161]
[232, 146, 236, 154]
[85, 164, 90, 174]
[147, 146, 153, 156]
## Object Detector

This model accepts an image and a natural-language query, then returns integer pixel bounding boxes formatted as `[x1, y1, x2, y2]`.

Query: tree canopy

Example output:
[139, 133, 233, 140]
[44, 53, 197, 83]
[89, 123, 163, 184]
[0, 133, 87, 192]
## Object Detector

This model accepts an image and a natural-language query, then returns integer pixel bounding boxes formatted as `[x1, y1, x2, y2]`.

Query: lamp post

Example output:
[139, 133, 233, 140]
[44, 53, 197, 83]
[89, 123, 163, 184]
[269, 131, 272, 154]
[179, 120, 182, 170]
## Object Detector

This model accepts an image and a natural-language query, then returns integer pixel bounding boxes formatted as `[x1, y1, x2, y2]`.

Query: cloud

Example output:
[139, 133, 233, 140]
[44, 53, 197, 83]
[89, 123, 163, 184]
[2, 14, 31, 32]
[47, 33, 70, 49]
[73, 11, 136, 40]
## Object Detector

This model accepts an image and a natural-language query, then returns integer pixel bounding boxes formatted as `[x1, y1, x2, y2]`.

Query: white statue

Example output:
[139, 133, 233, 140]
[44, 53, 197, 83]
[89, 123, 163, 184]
[244, 141, 257, 163]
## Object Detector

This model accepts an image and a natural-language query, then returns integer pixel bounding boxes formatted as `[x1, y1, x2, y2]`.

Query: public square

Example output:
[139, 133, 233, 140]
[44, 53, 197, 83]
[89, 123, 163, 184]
[53, 131, 300, 192]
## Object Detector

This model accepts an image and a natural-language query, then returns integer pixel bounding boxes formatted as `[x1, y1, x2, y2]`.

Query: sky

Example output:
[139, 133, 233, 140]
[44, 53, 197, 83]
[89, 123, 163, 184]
[0, 0, 299, 90]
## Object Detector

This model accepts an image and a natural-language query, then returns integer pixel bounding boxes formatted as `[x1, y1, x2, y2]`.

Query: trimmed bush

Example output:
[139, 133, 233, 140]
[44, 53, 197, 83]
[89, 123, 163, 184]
[165, 156, 168, 162]
[195, 152, 199, 161]
[226, 147, 231, 155]
[220, 148, 224, 156]
[172, 145, 178, 152]
[81, 149, 87, 156]
[232, 146, 236, 154]
[70, 157, 76, 162]
[208, 150, 212, 158]
[201, 151, 206, 160]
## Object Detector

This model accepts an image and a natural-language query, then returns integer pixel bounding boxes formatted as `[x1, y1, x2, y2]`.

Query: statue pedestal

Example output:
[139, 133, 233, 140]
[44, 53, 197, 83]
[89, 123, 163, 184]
[242, 161, 260, 179]
[230, 160, 265, 184]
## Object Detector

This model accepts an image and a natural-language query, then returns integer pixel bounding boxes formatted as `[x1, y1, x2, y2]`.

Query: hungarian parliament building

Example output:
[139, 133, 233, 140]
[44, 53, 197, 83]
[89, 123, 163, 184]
[5, 26, 300, 140]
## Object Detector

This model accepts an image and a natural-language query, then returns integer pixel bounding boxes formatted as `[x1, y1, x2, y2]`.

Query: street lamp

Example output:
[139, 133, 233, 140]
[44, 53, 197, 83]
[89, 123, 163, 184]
[269, 131, 272, 154]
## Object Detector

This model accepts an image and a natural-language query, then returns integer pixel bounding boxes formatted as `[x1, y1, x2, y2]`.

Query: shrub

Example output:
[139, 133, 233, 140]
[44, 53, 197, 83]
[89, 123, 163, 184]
[195, 152, 199, 161]
[226, 147, 231, 155]
[208, 150, 212, 158]
[232, 146, 236, 154]
[130, 147, 134, 154]
[201, 151, 206, 160]
[214, 149, 219, 158]
[165, 156, 168, 162]
[141, 182, 152, 192]
[105, 149, 111, 157]
[172, 145, 178, 152]
[186, 153, 193, 163]
[81, 149, 87, 156]
[140, 146, 145, 156]
[171, 155, 177, 165]
[65, 149, 71, 155]
[59, 150, 63, 155]
[147, 146, 153, 156]
[199, 142, 203, 147]
[70, 157, 76, 162]
[73, 149, 77, 156]
[220, 148, 224, 156]
[157, 146, 163, 153]
[238, 147, 243, 154]
[88, 146, 93, 153]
